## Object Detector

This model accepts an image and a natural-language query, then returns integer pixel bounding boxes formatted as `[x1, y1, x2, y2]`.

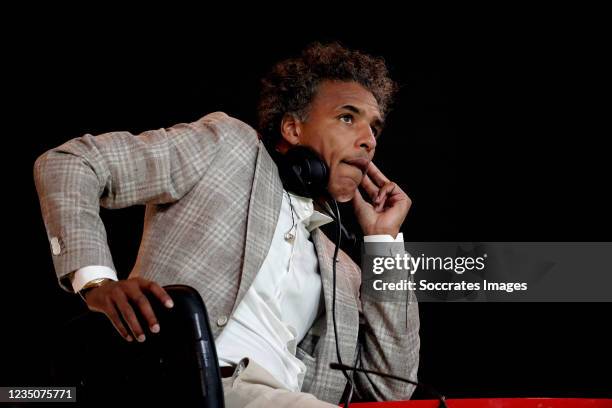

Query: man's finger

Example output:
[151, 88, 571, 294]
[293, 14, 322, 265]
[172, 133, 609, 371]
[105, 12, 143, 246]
[361, 173, 380, 201]
[351, 187, 370, 213]
[375, 182, 396, 211]
[105, 302, 133, 342]
[146, 281, 174, 309]
[366, 162, 391, 186]
[114, 293, 146, 342]
[130, 291, 160, 334]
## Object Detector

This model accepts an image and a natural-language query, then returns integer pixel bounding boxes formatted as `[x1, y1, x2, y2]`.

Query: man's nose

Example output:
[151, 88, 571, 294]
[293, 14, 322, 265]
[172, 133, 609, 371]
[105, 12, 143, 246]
[357, 126, 377, 153]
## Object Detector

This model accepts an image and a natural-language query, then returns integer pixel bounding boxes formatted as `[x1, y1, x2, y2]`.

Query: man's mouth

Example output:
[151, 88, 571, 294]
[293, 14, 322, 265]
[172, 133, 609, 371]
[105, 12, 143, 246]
[342, 157, 370, 174]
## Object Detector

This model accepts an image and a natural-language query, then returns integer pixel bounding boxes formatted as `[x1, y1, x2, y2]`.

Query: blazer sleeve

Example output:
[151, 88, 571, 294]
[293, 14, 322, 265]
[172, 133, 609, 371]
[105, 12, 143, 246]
[354, 241, 421, 401]
[33, 112, 232, 291]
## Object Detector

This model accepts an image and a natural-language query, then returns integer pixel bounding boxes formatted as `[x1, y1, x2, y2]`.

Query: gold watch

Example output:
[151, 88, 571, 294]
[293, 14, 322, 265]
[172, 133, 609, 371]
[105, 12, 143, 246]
[78, 278, 112, 301]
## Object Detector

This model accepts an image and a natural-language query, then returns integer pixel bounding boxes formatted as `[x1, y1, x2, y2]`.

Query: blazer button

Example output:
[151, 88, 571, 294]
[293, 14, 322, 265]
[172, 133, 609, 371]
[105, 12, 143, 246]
[217, 316, 228, 327]
[50, 237, 61, 255]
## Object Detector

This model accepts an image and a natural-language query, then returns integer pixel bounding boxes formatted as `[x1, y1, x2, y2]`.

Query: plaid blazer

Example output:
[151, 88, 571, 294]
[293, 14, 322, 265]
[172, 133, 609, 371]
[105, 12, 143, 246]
[34, 112, 419, 404]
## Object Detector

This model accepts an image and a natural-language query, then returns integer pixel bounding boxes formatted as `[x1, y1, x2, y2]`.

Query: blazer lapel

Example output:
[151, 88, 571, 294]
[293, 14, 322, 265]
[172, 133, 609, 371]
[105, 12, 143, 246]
[232, 142, 283, 314]
[311, 228, 360, 372]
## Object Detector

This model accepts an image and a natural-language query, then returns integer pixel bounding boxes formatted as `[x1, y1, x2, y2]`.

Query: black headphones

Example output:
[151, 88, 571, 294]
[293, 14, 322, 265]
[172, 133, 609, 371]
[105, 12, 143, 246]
[273, 145, 330, 200]
[269, 144, 357, 246]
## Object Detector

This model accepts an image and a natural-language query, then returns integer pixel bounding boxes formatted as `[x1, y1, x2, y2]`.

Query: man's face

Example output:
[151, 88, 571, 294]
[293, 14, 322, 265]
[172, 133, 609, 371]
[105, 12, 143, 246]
[281, 80, 383, 202]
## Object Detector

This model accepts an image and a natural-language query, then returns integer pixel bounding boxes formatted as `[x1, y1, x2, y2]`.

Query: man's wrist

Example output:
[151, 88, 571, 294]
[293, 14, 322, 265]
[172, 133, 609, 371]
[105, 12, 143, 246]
[71, 265, 118, 293]
[364, 232, 404, 243]
[364, 229, 400, 239]
[78, 278, 112, 301]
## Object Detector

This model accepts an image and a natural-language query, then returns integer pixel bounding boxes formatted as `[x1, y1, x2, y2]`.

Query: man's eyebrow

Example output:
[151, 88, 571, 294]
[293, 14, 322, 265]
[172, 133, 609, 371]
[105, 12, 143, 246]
[339, 104, 384, 128]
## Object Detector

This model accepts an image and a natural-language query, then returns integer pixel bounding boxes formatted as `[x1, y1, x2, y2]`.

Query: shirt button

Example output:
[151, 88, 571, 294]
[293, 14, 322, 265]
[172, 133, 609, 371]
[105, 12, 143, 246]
[217, 316, 228, 327]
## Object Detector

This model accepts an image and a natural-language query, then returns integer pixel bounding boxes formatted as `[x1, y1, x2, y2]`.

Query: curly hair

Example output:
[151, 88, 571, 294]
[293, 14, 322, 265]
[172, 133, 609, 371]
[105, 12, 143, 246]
[257, 42, 397, 149]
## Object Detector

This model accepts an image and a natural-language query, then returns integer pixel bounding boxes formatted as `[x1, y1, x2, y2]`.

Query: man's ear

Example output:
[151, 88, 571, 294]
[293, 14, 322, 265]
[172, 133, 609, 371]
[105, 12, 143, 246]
[279, 113, 302, 151]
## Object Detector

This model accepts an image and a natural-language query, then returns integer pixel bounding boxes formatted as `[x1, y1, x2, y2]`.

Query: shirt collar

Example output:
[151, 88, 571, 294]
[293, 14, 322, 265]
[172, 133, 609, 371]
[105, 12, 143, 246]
[286, 191, 334, 232]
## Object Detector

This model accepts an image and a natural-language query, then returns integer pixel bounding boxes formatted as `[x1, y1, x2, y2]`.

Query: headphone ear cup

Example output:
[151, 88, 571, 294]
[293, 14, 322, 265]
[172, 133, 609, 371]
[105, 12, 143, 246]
[278, 146, 329, 198]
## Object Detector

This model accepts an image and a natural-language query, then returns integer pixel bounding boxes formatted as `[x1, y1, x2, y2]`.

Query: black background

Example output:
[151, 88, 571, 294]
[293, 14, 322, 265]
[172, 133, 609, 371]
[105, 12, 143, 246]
[3, 9, 611, 400]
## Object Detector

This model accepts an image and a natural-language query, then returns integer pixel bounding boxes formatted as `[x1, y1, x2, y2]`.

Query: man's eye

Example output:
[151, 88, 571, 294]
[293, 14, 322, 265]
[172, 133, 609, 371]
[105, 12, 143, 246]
[371, 127, 379, 137]
[339, 114, 353, 124]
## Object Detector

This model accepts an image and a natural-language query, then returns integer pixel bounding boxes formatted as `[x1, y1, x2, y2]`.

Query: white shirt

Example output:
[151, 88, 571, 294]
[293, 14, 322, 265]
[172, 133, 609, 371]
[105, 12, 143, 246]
[72, 191, 403, 392]
[215, 191, 333, 391]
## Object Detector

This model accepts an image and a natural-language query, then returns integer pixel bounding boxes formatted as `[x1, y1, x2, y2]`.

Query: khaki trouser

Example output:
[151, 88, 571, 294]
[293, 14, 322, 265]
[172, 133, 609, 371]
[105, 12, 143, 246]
[222, 358, 337, 408]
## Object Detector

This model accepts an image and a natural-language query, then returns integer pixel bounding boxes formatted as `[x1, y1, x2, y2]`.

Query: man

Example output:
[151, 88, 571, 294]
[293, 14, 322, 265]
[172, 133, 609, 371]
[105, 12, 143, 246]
[34, 42, 419, 407]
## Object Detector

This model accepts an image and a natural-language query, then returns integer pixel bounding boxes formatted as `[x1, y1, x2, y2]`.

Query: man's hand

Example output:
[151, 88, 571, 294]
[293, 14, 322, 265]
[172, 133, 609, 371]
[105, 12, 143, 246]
[83, 277, 174, 342]
[352, 162, 412, 238]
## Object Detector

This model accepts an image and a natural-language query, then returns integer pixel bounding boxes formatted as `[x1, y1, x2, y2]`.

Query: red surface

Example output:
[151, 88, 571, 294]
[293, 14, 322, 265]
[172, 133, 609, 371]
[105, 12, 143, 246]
[344, 399, 612, 408]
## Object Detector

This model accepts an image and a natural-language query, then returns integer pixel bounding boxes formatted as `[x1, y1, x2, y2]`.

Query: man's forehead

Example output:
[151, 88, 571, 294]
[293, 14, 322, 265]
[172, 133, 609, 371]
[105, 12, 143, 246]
[313, 81, 381, 118]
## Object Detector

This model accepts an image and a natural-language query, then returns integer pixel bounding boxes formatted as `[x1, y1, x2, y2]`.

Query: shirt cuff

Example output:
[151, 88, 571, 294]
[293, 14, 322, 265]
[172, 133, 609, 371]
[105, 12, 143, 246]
[71, 265, 118, 293]
[364, 232, 404, 243]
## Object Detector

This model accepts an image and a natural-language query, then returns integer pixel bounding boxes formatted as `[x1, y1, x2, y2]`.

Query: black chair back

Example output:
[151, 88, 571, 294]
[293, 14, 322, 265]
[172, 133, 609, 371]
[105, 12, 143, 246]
[52, 285, 224, 407]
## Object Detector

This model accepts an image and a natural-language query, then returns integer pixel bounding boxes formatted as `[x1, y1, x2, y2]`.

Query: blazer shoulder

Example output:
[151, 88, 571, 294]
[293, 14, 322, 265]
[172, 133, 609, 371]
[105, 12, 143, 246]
[196, 111, 260, 147]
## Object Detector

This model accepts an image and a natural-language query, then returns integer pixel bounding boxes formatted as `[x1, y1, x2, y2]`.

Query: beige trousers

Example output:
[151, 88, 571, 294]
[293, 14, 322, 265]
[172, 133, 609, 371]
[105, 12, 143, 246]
[222, 358, 337, 408]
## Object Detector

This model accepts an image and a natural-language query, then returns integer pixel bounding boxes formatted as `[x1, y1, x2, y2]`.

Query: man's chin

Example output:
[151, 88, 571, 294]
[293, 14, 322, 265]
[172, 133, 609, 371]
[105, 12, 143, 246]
[333, 194, 353, 203]
[328, 184, 357, 203]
